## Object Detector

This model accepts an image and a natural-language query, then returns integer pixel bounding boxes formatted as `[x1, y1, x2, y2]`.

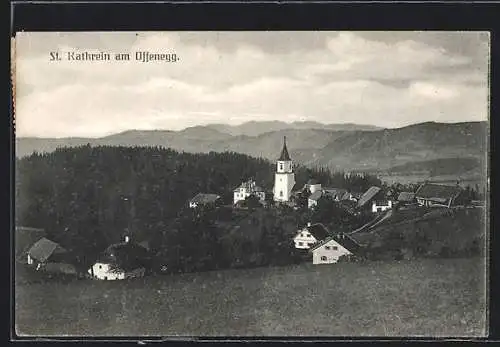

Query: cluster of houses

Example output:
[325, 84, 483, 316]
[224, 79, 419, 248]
[17, 137, 481, 279]
[17, 226, 154, 281]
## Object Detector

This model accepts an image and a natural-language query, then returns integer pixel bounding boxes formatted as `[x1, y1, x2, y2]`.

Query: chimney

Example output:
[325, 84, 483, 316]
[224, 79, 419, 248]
[307, 222, 311, 227]
[124, 235, 130, 243]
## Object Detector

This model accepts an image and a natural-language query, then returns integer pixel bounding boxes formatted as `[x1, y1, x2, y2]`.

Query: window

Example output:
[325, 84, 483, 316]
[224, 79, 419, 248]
[280, 163, 283, 171]
[104, 276, 108, 280]
[308, 243, 314, 246]
[298, 242, 303, 246]
[333, 246, 338, 250]
[325, 246, 330, 250]
[99, 265, 102, 269]
[280, 191, 283, 197]
[321, 256, 327, 261]
[305, 233, 311, 237]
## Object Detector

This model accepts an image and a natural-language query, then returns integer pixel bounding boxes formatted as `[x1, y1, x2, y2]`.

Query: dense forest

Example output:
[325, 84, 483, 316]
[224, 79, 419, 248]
[15, 145, 383, 272]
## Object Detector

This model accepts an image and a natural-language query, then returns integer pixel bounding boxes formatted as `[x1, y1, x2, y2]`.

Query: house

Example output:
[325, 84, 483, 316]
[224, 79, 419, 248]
[307, 190, 323, 209]
[357, 186, 382, 209]
[372, 199, 393, 213]
[294, 222, 330, 249]
[88, 236, 151, 280]
[310, 233, 362, 265]
[15, 226, 46, 262]
[304, 179, 322, 194]
[189, 193, 221, 208]
[415, 182, 465, 208]
[26, 237, 77, 274]
[233, 179, 266, 205]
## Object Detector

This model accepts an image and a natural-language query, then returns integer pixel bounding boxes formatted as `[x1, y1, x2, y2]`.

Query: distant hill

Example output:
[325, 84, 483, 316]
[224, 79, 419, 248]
[305, 121, 488, 171]
[205, 121, 383, 136]
[16, 121, 488, 182]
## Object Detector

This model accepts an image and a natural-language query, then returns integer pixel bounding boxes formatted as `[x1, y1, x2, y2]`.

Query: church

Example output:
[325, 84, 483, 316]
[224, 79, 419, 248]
[273, 136, 296, 202]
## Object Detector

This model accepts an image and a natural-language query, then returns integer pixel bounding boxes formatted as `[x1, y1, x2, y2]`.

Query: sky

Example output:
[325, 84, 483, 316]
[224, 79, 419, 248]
[14, 31, 489, 138]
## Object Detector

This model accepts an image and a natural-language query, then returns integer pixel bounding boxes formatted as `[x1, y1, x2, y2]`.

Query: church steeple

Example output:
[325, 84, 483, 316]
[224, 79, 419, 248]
[278, 136, 291, 161]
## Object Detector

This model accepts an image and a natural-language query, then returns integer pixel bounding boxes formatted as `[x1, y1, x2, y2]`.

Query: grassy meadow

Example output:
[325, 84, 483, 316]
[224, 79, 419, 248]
[15, 257, 487, 337]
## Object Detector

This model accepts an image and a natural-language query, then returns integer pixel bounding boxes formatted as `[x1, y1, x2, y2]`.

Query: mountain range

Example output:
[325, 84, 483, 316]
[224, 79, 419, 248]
[16, 121, 488, 184]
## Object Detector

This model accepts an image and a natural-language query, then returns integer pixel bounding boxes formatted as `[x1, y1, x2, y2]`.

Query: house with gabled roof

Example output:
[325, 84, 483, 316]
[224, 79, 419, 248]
[415, 182, 465, 208]
[26, 237, 77, 274]
[88, 235, 152, 280]
[293, 222, 330, 249]
[310, 233, 362, 265]
[15, 226, 46, 262]
[189, 193, 221, 208]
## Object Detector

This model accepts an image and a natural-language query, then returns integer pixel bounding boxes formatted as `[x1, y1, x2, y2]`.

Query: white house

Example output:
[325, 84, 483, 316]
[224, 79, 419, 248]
[293, 223, 330, 249]
[233, 179, 266, 205]
[371, 199, 393, 213]
[273, 136, 296, 202]
[310, 234, 361, 265]
[87, 236, 148, 281]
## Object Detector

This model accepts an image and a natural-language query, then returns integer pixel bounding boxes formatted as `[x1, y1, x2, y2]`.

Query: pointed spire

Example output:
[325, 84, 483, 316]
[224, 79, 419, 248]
[278, 136, 291, 161]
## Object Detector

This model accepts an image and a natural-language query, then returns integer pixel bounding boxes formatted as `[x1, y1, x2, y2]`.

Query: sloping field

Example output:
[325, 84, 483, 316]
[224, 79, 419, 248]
[15, 258, 487, 337]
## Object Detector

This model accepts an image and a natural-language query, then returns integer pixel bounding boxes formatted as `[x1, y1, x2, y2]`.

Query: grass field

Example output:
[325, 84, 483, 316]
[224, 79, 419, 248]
[15, 257, 487, 337]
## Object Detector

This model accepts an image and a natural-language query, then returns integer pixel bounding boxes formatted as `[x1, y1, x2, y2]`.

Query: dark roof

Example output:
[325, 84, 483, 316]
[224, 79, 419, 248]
[28, 238, 67, 263]
[278, 136, 291, 161]
[306, 223, 330, 241]
[310, 233, 362, 253]
[357, 186, 382, 208]
[190, 193, 220, 205]
[323, 188, 349, 200]
[415, 183, 463, 201]
[397, 192, 416, 202]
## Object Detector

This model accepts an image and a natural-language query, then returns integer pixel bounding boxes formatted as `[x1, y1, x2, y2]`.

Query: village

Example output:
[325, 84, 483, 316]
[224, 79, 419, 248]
[16, 136, 485, 282]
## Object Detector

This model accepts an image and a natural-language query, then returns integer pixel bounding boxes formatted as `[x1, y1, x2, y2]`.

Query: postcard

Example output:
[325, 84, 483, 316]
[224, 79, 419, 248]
[12, 31, 489, 338]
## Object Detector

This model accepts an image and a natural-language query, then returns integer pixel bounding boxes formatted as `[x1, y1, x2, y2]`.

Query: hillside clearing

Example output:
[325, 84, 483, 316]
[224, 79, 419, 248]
[15, 258, 487, 337]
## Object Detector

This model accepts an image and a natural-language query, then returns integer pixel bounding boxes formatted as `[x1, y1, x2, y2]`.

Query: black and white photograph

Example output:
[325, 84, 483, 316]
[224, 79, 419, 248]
[13, 31, 489, 337]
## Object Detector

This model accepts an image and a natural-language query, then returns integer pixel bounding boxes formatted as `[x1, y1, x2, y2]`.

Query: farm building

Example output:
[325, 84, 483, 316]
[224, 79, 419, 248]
[189, 193, 221, 208]
[88, 236, 152, 280]
[26, 237, 77, 275]
[310, 233, 362, 265]
[294, 223, 330, 249]
[233, 179, 266, 205]
[415, 182, 465, 208]
[357, 186, 382, 209]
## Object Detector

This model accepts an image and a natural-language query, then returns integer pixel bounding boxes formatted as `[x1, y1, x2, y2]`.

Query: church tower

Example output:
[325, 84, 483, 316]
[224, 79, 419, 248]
[274, 136, 295, 202]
